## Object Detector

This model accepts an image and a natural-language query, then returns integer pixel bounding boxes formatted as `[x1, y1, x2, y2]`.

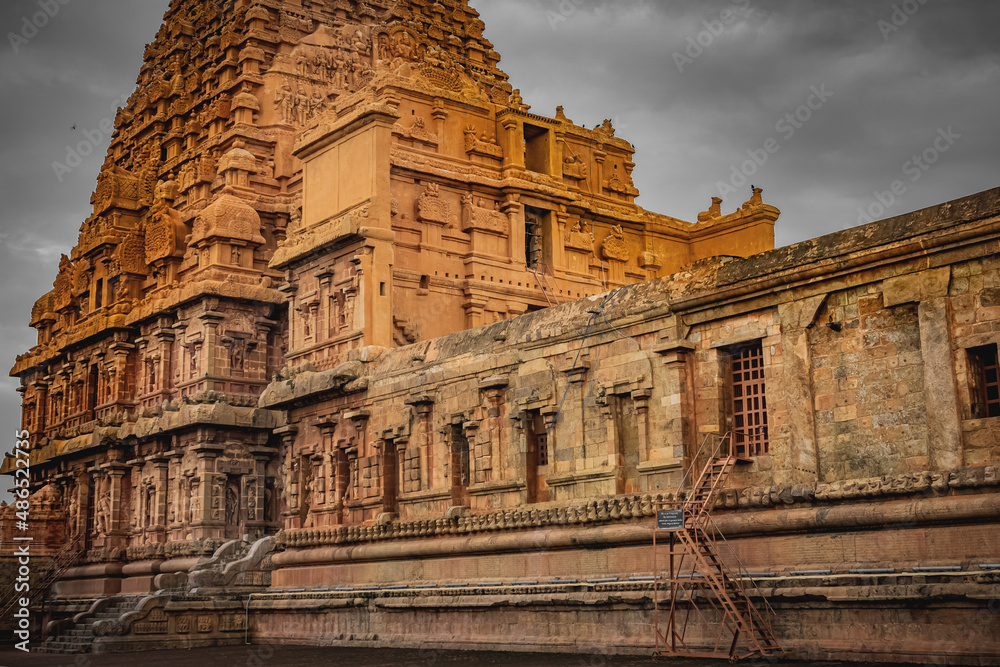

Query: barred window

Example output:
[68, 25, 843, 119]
[969, 345, 1000, 419]
[729, 342, 769, 457]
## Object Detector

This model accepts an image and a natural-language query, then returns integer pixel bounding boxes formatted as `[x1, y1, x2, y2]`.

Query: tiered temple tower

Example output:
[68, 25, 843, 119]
[5, 0, 777, 568]
[5, 4, 1000, 662]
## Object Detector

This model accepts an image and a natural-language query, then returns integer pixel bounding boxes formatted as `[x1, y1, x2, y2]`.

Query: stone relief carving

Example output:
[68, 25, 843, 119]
[464, 125, 503, 159]
[562, 154, 589, 181]
[601, 225, 631, 262]
[604, 170, 639, 197]
[416, 184, 453, 226]
[697, 196, 723, 222]
[461, 194, 509, 235]
[565, 220, 594, 252]
[393, 116, 438, 145]
[145, 180, 188, 263]
[273, 78, 332, 125]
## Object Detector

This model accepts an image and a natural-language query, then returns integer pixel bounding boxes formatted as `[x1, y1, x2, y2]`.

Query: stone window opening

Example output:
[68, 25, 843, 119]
[380, 439, 399, 514]
[86, 365, 98, 415]
[524, 409, 550, 504]
[523, 123, 552, 175]
[94, 278, 104, 310]
[525, 206, 548, 272]
[725, 341, 769, 457]
[449, 422, 471, 507]
[968, 344, 1000, 419]
[24, 402, 34, 432]
[107, 276, 118, 305]
[611, 394, 641, 495]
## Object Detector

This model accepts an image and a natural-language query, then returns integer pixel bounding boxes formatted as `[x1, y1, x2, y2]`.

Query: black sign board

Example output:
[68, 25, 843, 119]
[656, 510, 684, 531]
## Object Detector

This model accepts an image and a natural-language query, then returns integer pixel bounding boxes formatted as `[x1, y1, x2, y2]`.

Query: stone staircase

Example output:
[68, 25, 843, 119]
[37, 597, 140, 654]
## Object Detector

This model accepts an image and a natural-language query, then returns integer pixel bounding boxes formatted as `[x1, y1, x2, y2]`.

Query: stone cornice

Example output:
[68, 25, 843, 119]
[273, 464, 999, 552]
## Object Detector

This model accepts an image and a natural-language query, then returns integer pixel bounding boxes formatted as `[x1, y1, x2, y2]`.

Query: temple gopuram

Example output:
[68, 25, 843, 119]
[2, 0, 998, 662]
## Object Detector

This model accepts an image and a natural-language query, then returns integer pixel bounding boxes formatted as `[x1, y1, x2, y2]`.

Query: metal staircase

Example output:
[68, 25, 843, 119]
[653, 433, 782, 661]
[0, 539, 83, 621]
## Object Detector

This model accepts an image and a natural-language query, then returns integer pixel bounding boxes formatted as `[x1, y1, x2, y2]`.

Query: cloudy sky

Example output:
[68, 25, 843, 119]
[1, 0, 999, 500]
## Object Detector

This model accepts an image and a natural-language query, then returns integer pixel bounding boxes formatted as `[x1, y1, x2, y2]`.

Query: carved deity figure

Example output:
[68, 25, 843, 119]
[352, 29, 368, 54]
[143, 483, 154, 527]
[230, 339, 246, 374]
[391, 32, 415, 60]
[274, 82, 295, 124]
[95, 477, 112, 535]
[190, 480, 201, 523]
[246, 478, 257, 520]
[67, 487, 80, 536]
[225, 484, 239, 527]
[146, 358, 157, 392]
[264, 482, 275, 523]
[295, 90, 310, 125]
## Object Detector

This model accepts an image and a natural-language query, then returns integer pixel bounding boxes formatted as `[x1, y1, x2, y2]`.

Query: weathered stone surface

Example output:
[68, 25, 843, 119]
[4, 0, 1000, 663]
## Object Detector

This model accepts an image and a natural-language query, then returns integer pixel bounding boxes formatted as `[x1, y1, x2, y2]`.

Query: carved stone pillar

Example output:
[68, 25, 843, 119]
[32, 381, 48, 433]
[553, 211, 571, 272]
[153, 323, 176, 396]
[152, 457, 169, 536]
[191, 451, 217, 533]
[275, 425, 299, 522]
[541, 407, 559, 472]
[632, 388, 652, 465]
[654, 341, 696, 466]
[167, 450, 183, 531]
[593, 150, 607, 194]
[198, 308, 226, 386]
[776, 296, 827, 484]
[500, 116, 524, 170]
[405, 397, 434, 491]
[884, 268, 963, 470]
[315, 418, 338, 507]
[109, 341, 135, 404]
[106, 468, 125, 535]
[248, 455, 268, 527]
[71, 470, 87, 541]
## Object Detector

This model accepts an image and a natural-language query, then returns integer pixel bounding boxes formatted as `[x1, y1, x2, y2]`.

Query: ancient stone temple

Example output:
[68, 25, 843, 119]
[2, 0, 999, 663]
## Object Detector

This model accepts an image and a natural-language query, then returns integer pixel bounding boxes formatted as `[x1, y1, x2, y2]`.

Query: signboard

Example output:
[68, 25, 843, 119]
[656, 509, 684, 531]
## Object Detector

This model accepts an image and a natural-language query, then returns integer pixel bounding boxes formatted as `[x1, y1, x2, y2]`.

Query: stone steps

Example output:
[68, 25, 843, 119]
[35, 598, 140, 654]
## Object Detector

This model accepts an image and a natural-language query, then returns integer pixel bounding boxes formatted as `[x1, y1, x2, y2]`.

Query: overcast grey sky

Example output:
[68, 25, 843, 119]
[1, 0, 999, 501]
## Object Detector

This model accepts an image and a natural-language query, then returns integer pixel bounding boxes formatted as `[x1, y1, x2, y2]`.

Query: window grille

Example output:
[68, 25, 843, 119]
[731, 342, 769, 457]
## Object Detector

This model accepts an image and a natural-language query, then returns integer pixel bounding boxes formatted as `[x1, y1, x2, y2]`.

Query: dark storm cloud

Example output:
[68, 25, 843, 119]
[0, 0, 170, 491]
[473, 0, 1000, 236]
[0, 0, 998, 498]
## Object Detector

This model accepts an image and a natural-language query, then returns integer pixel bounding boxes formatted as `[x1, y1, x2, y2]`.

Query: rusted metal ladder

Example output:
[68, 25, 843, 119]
[529, 267, 560, 307]
[653, 433, 782, 661]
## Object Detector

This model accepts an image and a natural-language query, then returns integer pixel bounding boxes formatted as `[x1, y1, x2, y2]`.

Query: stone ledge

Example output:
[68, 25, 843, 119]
[274, 480, 1000, 554]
